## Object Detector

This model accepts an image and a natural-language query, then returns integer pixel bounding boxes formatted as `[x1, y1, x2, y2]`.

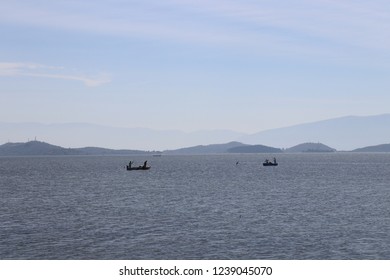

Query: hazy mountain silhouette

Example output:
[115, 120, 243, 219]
[227, 144, 282, 153]
[165, 142, 283, 154]
[240, 114, 390, 150]
[352, 143, 390, 152]
[0, 122, 245, 151]
[1, 114, 389, 150]
[285, 142, 336, 153]
[0, 141, 81, 156]
[164, 141, 246, 155]
[0, 141, 155, 156]
[3, 140, 390, 156]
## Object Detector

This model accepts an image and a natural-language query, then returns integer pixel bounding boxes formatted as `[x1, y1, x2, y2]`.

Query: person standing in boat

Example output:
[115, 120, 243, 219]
[128, 161, 132, 168]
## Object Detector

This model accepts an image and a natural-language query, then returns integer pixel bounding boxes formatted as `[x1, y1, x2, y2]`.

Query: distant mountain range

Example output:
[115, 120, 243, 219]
[164, 142, 283, 155]
[164, 141, 247, 155]
[239, 114, 390, 151]
[1, 140, 390, 156]
[165, 142, 342, 154]
[1, 114, 390, 151]
[227, 144, 282, 154]
[0, 122, 245, 151]
[0, 141, 155, 156]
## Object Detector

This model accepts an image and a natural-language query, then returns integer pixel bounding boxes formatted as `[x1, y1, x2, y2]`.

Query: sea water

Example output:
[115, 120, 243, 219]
[1, 153, 390, 259]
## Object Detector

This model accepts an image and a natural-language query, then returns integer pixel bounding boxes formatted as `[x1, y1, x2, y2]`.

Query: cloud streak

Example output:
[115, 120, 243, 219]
[1, 0, 389, 70]
[1, 0, 389, 53]
[0, 62, 111, 87]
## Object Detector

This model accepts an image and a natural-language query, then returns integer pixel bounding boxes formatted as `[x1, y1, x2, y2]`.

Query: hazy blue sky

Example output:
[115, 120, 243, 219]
[1, 0, 390, 133]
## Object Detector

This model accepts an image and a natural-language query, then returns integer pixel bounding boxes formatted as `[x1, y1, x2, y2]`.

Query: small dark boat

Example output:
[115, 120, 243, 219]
[126, 160, 150, 171]
[263, 158, 278, 166]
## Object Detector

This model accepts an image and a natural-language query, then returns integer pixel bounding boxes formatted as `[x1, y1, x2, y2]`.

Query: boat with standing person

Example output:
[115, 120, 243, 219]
[263, 157, 278, 166]
[126, 160, 151, 170]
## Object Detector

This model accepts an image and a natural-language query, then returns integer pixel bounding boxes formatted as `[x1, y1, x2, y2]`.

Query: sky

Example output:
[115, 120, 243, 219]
[1, 0, 390, 134]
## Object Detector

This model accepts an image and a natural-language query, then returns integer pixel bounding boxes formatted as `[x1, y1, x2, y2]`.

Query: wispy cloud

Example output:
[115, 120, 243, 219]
[0, 62, 111, 87]
[1, 1, 389, 61]
[163, 0, 390, 51]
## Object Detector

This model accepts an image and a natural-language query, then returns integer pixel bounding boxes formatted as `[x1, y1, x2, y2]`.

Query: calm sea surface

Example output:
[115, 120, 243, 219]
[1, 153, 390, 259]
